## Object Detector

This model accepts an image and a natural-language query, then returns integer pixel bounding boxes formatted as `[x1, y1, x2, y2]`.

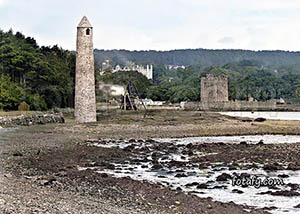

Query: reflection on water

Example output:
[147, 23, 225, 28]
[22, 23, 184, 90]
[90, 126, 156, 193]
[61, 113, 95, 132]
[219, 111, 300, 121]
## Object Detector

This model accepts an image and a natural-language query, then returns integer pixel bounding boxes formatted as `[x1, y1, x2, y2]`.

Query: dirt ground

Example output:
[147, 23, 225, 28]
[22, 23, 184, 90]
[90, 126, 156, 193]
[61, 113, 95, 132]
[1, 109, 300, 213]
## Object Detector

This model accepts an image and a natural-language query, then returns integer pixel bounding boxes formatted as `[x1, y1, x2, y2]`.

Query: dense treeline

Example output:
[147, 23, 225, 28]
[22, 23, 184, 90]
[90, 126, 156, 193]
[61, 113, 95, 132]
[96, 70, 152, 101]
[94, 49, 300, 69]
[1, 28, 300, 111]
[148, 61, 300, 103]
[0, 29, 75, 110]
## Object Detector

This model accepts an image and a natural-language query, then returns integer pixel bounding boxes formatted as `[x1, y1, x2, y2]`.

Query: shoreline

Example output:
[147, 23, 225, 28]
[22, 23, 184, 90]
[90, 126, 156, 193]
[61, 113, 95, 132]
[1, 110, 300, 213]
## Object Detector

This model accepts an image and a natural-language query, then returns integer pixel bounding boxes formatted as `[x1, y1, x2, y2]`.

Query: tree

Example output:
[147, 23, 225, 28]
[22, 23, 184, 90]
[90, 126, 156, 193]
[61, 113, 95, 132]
[0, 74, 24, 110]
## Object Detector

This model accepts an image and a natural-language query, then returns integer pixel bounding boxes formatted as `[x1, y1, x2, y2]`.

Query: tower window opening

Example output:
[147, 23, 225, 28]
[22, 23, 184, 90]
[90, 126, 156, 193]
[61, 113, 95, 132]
[86, 28, 90, 35]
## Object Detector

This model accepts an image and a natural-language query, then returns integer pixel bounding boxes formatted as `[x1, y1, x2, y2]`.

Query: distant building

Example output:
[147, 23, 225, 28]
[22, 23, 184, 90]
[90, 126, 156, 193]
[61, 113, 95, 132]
[166, 65, 186, 70]
[201, 74, 228, 102]
[101, 60, 112, 71]
[100, 60, 153, 80]
[112, 64, 153, 80]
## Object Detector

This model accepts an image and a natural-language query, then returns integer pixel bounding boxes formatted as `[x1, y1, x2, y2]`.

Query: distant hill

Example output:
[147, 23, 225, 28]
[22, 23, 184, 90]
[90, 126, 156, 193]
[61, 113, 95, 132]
[94, 49, 300, 69]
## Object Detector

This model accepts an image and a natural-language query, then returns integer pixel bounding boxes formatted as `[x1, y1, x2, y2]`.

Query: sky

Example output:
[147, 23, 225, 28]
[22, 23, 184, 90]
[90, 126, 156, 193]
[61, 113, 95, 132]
[1, 0, 300, 51]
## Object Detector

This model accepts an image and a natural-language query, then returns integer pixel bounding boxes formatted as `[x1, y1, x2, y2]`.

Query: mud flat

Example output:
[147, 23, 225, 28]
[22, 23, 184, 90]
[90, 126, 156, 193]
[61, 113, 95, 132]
[83, 138, 300, 213]
[1, 110, 300, 213]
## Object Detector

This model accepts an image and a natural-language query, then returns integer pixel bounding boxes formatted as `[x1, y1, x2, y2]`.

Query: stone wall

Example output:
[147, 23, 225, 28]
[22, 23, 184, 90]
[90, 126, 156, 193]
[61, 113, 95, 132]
[182, 100, 276, 111]
[0, 113, 64, 127]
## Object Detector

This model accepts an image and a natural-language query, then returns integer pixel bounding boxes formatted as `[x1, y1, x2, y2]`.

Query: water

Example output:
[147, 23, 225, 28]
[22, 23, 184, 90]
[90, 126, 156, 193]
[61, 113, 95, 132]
[82, 137, 300, 214]
[0, 126, 9, 142]
[219, 111, 300, 121]
[154, 135, 300, 144]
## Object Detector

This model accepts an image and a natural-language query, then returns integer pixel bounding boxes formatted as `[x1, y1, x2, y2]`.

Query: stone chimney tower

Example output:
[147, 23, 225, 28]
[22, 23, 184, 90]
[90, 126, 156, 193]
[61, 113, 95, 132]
[75, 16, 96, 123]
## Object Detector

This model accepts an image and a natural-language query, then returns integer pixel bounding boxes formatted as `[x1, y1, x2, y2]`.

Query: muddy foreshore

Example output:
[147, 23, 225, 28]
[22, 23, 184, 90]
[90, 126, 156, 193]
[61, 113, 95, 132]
[1, 110, 300, 213]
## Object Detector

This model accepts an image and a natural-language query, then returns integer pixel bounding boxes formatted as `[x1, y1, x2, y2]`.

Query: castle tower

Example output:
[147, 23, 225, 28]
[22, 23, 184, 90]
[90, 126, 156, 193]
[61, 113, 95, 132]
[201, 74, 228, 102]
[75, 16, 96, 123]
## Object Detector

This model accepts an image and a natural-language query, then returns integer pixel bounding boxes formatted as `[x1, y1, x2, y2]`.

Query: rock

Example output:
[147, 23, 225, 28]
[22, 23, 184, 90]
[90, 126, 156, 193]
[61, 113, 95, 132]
[197, 183, 209, 189]
[185, 182, 199, 187]
[294, 204, 300, 208]
[212, 185, 227, 189]
[100, 173, 108, 178]
[176, 187, 182, 191]
[263, 163, 284, 171]
[146, 139, 156, 143]
[152, 163, 163, 170]
[12, 152, 23, 157]
[263, 206, 277, 210]
[4, 173, 12, 178]
[37, 177, 56, 186]
[258, 191, 273, 195]
[287, 183, 299, 191]
[216, 173, 232, 181]
[278, 174, 289, 178]
[188, 151, 194, 156]
[287, 163, 300, 171]
[257, 140, 264, 145]
[259, 190, 300, 196]
[186, 143, 193, 149]
[128, 139, 136, 143]
[271, 190, 300, 197]
[174, 173, 187, 178]
[232, 189, 244, 194]
[254, 117, 266, 122]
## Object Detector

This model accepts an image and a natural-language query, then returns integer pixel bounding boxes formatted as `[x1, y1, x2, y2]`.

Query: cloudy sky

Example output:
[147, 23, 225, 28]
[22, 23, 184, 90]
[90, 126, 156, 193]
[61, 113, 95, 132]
[1, 0, 300, 51]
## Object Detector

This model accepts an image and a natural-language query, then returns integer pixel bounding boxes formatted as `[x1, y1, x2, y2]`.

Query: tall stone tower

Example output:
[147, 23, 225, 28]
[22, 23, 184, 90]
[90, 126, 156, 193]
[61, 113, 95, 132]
[75, 16, 96, 123]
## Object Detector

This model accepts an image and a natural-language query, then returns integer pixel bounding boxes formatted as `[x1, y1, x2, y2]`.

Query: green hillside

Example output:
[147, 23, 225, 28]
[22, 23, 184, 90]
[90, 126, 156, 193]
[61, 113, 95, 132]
[94, 49, 300, 70]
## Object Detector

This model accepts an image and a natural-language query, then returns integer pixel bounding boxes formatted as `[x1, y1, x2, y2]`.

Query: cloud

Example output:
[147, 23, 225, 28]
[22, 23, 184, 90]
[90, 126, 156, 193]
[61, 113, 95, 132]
[218, 37, 235, 44]
[1, 0, 300, 51]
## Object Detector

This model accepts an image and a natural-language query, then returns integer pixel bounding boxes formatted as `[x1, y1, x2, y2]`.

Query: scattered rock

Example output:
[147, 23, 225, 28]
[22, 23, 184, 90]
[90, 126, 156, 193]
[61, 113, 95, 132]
[176, 187, 182, 191]
[254, 117, 266, 122]
[259, 190, 300, 196]
[287, 163, 300, 171]
[294, 204, 300, 208]
[174, 173, 187, 178]
[287, 183, 299, 191]
[152, 163, 163, 170]
[0, 113, 64, 126]
[232, 189, 244, 194]
[257, 140, 264, 145]
[211, 185, 227, 189]
[196, 183, 209, 189]
[216, 173, 232, 181]
[12, 152, 23, 157]
[185, 182, 199, 187]
[278, 174, 289, 178]
[263, 163, 284, 171]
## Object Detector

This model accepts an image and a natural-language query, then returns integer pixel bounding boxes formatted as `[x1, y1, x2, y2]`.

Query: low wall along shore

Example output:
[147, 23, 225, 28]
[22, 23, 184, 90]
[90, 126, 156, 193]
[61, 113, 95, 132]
[0, 113, 65, 126]
[182, 100, 276, 111]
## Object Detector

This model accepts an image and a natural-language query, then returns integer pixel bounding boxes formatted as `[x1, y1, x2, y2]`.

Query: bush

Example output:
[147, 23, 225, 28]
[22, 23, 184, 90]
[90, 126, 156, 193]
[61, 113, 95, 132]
[25, 94, 47, 111]
[18, 101, 30, 111]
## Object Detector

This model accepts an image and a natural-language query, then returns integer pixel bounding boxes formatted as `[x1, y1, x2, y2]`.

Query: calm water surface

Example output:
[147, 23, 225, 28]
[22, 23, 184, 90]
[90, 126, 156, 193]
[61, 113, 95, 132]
[219, 111, 300, 121]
